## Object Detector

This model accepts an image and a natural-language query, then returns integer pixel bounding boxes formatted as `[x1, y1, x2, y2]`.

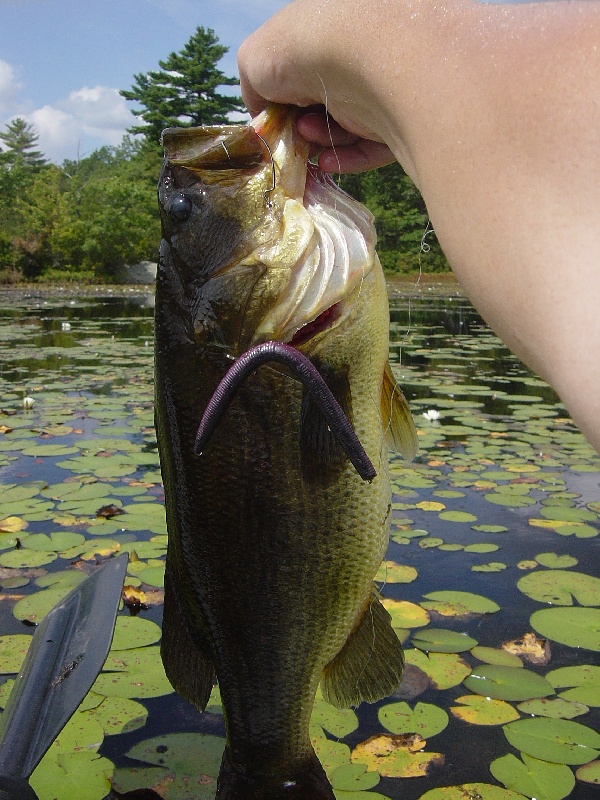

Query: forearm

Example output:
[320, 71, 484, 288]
[239, 0, 600, 450]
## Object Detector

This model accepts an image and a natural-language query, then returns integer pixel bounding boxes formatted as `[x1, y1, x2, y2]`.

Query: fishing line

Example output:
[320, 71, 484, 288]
[255, 131, 277, 209]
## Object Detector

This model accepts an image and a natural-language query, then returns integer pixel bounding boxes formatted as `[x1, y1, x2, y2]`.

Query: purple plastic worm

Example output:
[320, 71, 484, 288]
[194, 341, 377, 482]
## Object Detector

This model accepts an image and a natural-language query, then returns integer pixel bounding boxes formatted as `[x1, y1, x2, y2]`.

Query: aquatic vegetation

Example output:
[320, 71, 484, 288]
[0, 289, 598, 799]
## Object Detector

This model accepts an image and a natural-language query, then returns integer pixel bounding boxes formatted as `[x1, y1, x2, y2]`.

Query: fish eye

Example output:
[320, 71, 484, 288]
[168, 193, 193, 222]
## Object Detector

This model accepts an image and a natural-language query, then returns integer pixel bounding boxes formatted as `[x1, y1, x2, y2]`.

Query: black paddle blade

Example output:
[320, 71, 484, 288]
[0, 553, 128, 783]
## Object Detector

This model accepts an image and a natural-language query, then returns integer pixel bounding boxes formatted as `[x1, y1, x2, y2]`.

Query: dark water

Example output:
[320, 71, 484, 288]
[0, 288, 598, 800]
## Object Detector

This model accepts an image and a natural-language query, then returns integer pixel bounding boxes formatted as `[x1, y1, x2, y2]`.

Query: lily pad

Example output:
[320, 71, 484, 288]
[351, 733, 444, 778]
[530, 607, 600, 651]
[516, 697, 589, 720]
[463, 665, 554, 702]
[0, 634, 33, 674]
[518, 569, 600, 606]
[450, 695, 520, 726]
[330, 763, 380, 792]
[545, 664, 600, 706]
[382, 600, 430, 629]
[576, 759, 600, 785]
[470, 646, 522, 668]
[375, 561, 418, 584]
[438, 511, 477, 523]
[534, 552, 578, 569]
[420, 591, 500, 617]
[110, 615, 162, 651]
[503, 717, 600, 765]
[490, 752, 575, 800]
[30, 751, 114, 800]
[378, 702, 449, 738]
[418, 785, 528, 800]
[404, 650, 472, 690]
[411, 629, 478, 654]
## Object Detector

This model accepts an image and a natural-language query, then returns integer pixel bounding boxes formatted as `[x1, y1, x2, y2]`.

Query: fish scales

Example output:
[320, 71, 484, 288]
[155, 104, 417, 799]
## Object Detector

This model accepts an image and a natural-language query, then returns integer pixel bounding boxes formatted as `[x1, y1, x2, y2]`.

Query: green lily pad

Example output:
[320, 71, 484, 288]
[576, 759, 600, 785]
[545, 665, 600, 706]
[30, 751, 114, 800]
[516, 697, 589, 720]
[464, 543, 499, 553]
[94, 646, 173, 699]
[418, 784, 528, 800]
[112, 733, 225, 799]
[534, 552, 578, 569]
[490, 752, 575, 800]
[312, 691, 359, 738]
[472, 525, 509, 533]
[420, 591, 500, 616]
[0, 549, 57, 568]
[450, 695, 520, 725]
[403, 650, 472, 690]
[84, 694, 148, 735]
[471, 562, 507, 572]
[330, 763, 380, 792]
[110, 615, 162, 651]
[530, 607, 600, 650]
[503, 717, 600, 765]
[378, 701, 449, 737]
[463, 665, 554, 701]
[0, 634, 33, 674]
[411, 629, 477, 653]
[518, 569, 600, 606]
[438, 511, 478, 523]
[539, 506, 597, 522]
[470, 646, 523, 668]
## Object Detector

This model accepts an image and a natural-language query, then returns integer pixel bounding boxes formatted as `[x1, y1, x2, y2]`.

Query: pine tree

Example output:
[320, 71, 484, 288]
[0, 118, 47, 170]
[120, 26, 244, 145]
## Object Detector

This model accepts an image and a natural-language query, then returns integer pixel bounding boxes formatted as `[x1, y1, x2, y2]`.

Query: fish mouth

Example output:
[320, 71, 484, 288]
[249, 111, 377, 348]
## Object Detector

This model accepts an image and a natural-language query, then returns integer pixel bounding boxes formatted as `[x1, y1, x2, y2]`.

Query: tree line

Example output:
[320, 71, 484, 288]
[0, 27, 448, 284]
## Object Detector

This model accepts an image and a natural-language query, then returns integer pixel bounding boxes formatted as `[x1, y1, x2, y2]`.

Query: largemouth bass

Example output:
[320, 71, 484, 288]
[155, 104, 417, 800]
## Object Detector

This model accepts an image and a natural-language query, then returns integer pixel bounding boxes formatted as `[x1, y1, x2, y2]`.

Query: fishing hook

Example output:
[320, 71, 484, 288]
[194, 341, 377, 482]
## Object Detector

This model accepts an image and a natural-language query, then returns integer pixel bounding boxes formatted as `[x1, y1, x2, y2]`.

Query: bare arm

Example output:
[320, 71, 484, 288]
[238, 0, 600, 451]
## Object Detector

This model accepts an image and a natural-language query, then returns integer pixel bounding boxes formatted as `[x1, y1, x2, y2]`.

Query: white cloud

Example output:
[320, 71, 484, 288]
[25, 85, 137, 163]
[0, 59, 21, 114]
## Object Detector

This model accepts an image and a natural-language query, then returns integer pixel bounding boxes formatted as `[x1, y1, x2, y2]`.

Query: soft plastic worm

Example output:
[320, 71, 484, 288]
[194, 341, 377, 482]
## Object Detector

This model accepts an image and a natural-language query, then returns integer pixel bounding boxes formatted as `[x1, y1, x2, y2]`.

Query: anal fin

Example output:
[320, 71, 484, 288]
[161, 562, 215, 711]
[381, 360, 418, 459]
[321, 588, 404, 709]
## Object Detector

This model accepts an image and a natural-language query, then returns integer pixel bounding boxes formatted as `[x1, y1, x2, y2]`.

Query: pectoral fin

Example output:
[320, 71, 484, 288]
[321, 588, 404, 709]
[381, 361, 418, 459]
[161, 562, 215, 711]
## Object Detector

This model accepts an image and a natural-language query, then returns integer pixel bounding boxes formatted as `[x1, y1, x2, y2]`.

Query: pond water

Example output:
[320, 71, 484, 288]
[0, 287, 598, 800]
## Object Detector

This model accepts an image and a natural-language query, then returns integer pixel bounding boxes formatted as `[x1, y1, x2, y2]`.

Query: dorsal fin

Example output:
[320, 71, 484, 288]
[381, 361, 418, 459]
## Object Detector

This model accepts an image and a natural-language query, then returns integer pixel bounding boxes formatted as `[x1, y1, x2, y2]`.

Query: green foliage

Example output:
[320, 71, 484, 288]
[339, 163, 449, 274]
[0, 137, 161, 282]
[120, 26, 244, 145]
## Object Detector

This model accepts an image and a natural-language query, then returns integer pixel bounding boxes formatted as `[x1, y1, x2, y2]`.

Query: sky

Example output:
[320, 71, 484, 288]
[0, 0, 290, 163]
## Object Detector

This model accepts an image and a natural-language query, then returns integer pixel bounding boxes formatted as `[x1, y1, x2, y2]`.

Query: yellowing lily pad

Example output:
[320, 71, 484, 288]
[0, 516, 28, 533]
[404, 650, 472, 690]
[421, 591, 500, 617]
[418, 784, 528, 800]
[375, 561, 418, 584]
[450, 695, 520, 725]
[490, 752, 575, 800]
[351, 733, 444, 778]
[382, 599, 430, 629]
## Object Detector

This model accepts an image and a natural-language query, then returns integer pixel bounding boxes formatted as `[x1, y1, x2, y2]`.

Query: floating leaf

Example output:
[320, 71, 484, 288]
[518, 569, 600, 606]
[411, 629, 478, 654]
[382, 599, 430, 629]
[472, 562, 507, 573]
[110, 616, 162, 651]
[30, 750, 114, 800]
[534, 552, 578, 569]
[0, 633, 33, 674]
[404, 650, 471, 690]
[375, 561, 418, 584]
[330, 763, 380, 792]
[503, 717, 600, 765]
[351, 733, 444, 778]
[516, 697, 589, 720]
[0, 516, 27, 533]
[0, 548, 57, 569]
[530, 607, 600, 651]
[418, 784, 529, 800]
[471, 646, 522, 668]
[575, 759, 600, 785]
[312, 691, 359, 738]
[464, 543, 499, 553]
[450, 695, 519, 726]
[472, 524, 509, 533]
[545, 664, 600, 707]
[438, 511, 477, 523]
[463, 665, 554, 701]
[490, 752, 575, 800]
[378, 702, 449, 738]
[85, 693, 148, 735]
[421, 591, 500, 616]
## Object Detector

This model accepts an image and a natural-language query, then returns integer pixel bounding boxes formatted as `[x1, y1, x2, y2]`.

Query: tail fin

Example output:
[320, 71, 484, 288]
[215, 748, 335, 800]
